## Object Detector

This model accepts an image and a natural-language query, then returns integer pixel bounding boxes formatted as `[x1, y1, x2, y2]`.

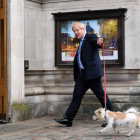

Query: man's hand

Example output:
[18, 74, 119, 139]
[97, 37, 103, 46]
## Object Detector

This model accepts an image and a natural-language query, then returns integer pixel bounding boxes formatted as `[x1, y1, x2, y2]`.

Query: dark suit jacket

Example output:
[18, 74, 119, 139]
[74, 33, 104, 82]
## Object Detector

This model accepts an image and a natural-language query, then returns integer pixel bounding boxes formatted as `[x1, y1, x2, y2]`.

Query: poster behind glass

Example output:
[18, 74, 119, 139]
[61, 19, 119, 64]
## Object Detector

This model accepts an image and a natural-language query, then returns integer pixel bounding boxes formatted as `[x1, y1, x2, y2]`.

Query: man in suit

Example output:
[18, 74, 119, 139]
[54, 22, 114, 127]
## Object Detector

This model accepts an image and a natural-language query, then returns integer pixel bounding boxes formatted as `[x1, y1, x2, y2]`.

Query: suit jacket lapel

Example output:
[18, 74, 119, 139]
[81, 33, 87, 49]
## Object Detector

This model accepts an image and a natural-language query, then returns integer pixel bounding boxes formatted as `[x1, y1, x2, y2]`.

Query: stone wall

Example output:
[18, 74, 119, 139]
[18, 0, 140, 122]
[23, 69, 140, 122]
[7, 0, 25, 122]
[24, 1, 43, 70]
[25, 0, 140, 70]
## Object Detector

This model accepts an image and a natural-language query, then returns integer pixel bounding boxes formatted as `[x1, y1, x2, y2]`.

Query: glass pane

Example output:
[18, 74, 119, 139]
[61, 18, 121, 65]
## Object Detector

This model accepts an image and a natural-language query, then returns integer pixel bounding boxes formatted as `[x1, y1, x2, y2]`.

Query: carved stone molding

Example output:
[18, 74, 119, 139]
[25, 0, 43, 3]
[25, 0, 77, 4]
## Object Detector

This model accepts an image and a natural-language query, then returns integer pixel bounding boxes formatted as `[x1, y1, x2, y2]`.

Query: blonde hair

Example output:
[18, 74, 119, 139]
[72, 22, 86, 31]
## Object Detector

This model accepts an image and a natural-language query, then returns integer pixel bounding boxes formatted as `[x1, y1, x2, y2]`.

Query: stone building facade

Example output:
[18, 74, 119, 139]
[4, 0, 140, 122]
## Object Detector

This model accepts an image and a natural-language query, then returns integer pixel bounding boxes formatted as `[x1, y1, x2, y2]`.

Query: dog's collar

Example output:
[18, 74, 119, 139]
[104, 108, 107, 118]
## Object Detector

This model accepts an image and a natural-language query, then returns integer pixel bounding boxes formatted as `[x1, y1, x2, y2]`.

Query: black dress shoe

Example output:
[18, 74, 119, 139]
[54, 118, 73, 127]
[101, 123, 107, 127]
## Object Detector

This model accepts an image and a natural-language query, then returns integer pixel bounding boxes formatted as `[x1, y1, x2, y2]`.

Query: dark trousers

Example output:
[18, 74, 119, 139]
[65, 70, 114, 121]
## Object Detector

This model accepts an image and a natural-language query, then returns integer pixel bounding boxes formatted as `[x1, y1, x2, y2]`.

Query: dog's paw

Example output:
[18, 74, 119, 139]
[126, 134, 131, 137]
[98, 130, 103, 133]
[115, 130, 119, 134]
[126, 133, 132, 137]
[137, 125, 140, 128]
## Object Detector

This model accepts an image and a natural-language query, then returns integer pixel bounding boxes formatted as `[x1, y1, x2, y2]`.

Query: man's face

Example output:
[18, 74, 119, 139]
[73, 26, 85, 40]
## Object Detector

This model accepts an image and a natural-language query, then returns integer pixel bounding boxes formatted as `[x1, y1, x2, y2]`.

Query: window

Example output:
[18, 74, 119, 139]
[52, 8, 127, 67]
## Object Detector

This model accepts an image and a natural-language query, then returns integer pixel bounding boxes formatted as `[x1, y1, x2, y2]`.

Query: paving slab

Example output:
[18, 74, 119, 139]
[0, 115, 140, 140]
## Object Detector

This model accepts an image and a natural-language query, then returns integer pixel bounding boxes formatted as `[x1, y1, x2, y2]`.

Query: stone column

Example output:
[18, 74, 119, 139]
[7, 0, 24, 121]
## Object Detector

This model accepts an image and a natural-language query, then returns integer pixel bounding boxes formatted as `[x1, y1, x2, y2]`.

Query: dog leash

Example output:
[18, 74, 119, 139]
[99, 37, 107, 118]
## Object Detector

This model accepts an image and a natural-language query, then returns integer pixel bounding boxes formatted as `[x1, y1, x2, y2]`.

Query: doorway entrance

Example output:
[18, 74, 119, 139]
[0, 0, 7, 121]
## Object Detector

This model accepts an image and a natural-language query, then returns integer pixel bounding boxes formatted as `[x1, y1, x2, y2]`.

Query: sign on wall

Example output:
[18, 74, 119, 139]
[52, 8, 127, 67]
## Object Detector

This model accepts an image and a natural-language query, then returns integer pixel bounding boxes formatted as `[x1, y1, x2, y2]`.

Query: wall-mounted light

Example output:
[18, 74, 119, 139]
[24, 60, 29, 70]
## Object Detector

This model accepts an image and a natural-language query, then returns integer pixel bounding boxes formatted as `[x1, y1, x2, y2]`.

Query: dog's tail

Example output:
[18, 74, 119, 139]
[126, 108, 140, 128]
[125, 108, 139, 115]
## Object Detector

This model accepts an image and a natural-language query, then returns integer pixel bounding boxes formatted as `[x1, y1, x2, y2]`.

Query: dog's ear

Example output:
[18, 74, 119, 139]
[98, 110, 101, 114]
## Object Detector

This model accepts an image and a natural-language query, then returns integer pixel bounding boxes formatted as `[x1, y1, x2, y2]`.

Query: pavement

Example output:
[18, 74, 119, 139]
[0, 115, 140, 140]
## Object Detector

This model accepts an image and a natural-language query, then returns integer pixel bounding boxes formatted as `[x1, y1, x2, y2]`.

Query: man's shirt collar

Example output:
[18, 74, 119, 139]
[81, 33, 86, 41]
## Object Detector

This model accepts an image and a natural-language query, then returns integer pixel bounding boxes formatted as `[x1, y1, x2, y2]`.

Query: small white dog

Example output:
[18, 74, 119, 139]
[92, 108, 140, 137]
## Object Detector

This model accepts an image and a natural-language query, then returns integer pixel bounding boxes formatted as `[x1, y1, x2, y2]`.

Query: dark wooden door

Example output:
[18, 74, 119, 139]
[0, 0, 7, 120]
